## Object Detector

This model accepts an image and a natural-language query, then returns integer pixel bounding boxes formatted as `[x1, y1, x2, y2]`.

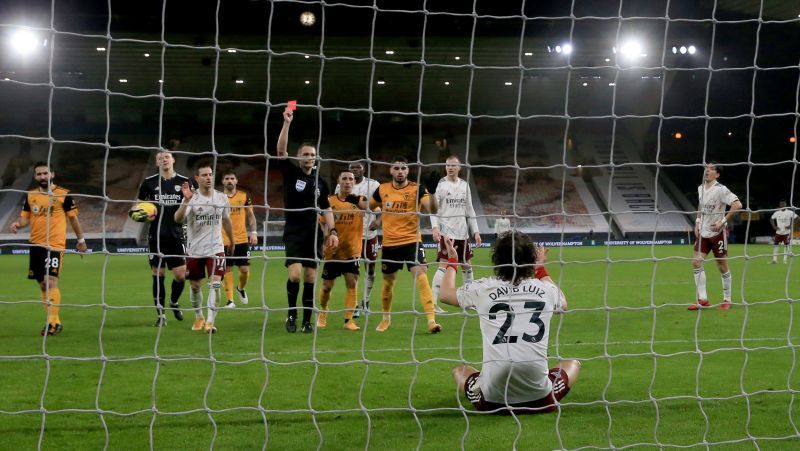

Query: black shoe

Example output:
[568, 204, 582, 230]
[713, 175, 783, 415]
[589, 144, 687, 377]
[285, 316, 297, 333]
[154, 316, 166, 327]
[301, 322, 313, 333]
[170, 303, 184, 321]
[352, 308, 360, 319]
[40, 323, 63, 336]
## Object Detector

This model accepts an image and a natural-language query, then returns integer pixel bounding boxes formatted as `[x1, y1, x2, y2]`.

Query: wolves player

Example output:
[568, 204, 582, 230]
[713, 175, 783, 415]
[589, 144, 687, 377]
[220, 170, 259, 308]
[11, 161, 88, 336]
[439, 232, 580, 414]
[318, 169, 371, 331]
[369, 157, 441, 333]
[336, 160, 380, 318]
[174, 161, 234, 334]
[429, 155, 481, 312]
[770, 200, 797, 264]
[690, 162, 742, 311]
[134, 148, 192, 326]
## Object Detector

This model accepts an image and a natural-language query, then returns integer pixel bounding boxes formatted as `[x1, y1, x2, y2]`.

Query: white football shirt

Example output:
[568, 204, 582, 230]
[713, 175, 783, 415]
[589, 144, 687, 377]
[337, 177, 380, 240]
[457, 276, 563, 405]
[697, 182, 739, 238]
[430, 177, 479, 240]
[494, 217, 511, 236]
[771, 209, 798, 236]
[184, 190, 230, 257]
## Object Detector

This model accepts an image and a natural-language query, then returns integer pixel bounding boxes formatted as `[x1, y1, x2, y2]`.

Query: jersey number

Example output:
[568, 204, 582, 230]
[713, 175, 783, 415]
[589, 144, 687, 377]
[488, 301, 546, 345]
[45, 257, 60, 269]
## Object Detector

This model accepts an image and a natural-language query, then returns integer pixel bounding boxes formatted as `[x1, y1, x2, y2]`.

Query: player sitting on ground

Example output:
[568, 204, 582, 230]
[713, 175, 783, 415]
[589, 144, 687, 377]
[317, 169, 372, 331]
[220, 170, 259, 308]
[174, 161, 234, 334]
[439, 231, 581, 414]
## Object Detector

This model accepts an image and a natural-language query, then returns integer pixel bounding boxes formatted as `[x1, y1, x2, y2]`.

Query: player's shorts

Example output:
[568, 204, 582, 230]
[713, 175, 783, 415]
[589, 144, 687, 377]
[464, 367, 571, 415]
[147, 237, 186, 270]
[694, 232, 727, 258]
[226, 243, 251, 267]
[436, 238, 473, 263]
[774, 234, 791, 246]
[381, 242, 427, 274]
[28, 246, 63, 282]
[283, 227, 324, 268]
[321, 260, 360, 280]
[186, 253, 226, 281]
[362, 236, 379, 263]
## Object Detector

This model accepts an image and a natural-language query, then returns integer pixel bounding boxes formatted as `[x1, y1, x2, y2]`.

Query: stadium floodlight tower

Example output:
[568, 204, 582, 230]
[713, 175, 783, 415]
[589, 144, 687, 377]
[618, 39, 645, 60]
[8, 28, 41, 57]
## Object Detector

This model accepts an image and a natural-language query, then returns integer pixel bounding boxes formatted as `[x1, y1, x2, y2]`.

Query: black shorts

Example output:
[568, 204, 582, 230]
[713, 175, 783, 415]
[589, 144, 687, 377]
[28, 246, 63, 282]
[321, 260, 360, 280]
[226, 243, 251, 267]
[148, 236, 186, 270]
[381, 242, 427, 274]
[284, 228, 324, 268]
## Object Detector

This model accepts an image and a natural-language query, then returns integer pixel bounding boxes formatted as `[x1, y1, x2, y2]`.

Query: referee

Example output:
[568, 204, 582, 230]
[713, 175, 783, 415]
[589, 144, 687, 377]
[276, 106, 338, 333]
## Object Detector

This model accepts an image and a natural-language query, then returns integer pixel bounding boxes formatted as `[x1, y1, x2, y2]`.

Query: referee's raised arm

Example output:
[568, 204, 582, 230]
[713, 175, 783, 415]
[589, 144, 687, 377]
[277, 107, 293, 160]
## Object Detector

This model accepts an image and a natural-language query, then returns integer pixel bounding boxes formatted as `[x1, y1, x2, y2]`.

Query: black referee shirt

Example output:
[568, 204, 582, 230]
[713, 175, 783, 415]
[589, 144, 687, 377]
[137, 172, 192, 241]
[277, 159, 331, 232]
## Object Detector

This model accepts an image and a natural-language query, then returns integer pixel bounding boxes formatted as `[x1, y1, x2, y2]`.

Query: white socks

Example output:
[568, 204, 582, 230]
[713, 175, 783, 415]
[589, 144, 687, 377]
[190, 287, 204, 319]
[693, 268, 708, 300]
[431, 267, 446, 304]
[207, 281, 221, 324]
[721, 271, 732, 301]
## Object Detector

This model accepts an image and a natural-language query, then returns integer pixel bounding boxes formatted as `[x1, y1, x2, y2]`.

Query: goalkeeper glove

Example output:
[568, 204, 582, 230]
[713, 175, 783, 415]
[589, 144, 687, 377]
[424, 170, 441, 195]
[129, 209, 149, 222]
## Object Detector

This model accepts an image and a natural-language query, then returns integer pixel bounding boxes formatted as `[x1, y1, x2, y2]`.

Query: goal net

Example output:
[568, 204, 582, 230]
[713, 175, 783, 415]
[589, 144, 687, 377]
[1, 0, 799, 448]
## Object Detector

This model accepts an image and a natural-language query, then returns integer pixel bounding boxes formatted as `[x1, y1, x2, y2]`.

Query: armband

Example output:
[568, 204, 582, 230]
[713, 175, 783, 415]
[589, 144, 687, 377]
[535, 266, 549, 279]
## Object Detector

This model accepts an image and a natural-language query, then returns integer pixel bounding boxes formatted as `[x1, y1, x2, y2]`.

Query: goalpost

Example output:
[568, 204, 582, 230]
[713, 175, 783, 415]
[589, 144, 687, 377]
[1, 0, 799, 449]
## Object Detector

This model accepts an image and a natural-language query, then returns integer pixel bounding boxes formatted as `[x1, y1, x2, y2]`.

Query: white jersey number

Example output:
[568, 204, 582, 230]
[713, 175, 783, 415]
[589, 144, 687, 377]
[489, 300, 546, 345]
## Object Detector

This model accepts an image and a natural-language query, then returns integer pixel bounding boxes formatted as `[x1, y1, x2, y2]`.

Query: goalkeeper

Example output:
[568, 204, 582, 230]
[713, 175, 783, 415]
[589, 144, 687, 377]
[132, 146, 193, 327]
[439, 232, 581, 414]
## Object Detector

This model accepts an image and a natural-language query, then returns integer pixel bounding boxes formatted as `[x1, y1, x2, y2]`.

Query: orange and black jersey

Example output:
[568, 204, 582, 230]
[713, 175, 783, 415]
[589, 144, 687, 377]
[224, 190, 253, 245]
[370, 182, 428, 247]
[21, 185, 78, 250]
[324, 194, 365, 260]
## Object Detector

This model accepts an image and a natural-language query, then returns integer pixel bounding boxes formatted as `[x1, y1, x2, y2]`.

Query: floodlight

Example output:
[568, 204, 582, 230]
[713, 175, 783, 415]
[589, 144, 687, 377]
[619, 40, 643, 58]
[562, 43, 572, 55]
[688, 45, 696, 54]
[9, 29, 40, 55]
[679, 46, 687, 54]
[672, 46, 677, 54]
[555, 45, 562, 53]
[504, 81, 513, 86]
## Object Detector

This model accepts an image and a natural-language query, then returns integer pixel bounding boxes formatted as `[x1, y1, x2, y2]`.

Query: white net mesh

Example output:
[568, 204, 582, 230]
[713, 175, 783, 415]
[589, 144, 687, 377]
[1, 0, 800, 449]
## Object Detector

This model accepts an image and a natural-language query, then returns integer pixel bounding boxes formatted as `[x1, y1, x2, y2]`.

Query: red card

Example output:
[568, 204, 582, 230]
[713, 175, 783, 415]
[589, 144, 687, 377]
[287, 100, 297, 110]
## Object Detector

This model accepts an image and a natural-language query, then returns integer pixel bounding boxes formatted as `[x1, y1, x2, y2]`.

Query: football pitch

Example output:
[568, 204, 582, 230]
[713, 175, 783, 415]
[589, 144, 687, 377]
[1, 244, 800, 449]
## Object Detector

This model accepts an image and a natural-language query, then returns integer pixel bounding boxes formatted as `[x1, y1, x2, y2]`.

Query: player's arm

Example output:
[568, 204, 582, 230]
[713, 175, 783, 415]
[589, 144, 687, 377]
[322, 207, 339, 249]
[422, 172, 439, 215]
[439, 237, 461, 307]
[11, 197, 30, 232]
[430, 188, 442, 242]
[174, 182, 194, 223]
[222, 214, 235, 253]
[770, 213, 778, 231]
[246, 194, 258, 245]
[67, 213, 88, 252]
[694, 204, 702, 236]
[276, 107, 292, 159]
[713, 198, 742, 232]
[465, 185, 481, 246]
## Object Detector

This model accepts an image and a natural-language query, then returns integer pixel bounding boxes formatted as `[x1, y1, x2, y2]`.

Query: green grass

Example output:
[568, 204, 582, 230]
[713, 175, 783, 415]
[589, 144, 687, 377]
[2, 244, 800, 449]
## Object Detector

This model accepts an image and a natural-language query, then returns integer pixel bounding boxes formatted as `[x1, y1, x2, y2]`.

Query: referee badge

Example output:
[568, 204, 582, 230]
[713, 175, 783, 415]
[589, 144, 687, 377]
[295, 180, 307, 192]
